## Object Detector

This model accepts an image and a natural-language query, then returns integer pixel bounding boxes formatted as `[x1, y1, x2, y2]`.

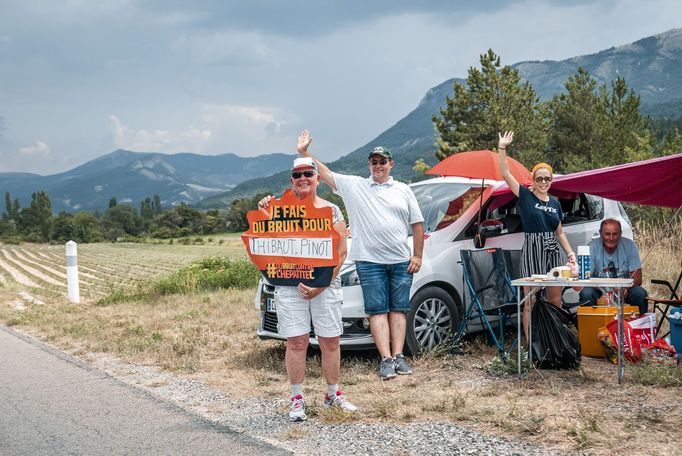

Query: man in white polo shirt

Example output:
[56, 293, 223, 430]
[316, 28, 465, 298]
[297, 130, 424, 380]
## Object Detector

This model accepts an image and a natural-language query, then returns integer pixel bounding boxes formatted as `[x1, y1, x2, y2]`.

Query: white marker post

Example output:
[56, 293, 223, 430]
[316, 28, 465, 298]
[65, 240, 80, 303]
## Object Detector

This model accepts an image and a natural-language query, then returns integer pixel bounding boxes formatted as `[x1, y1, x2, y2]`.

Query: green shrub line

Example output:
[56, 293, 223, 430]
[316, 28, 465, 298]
[97, 256, 260, 304]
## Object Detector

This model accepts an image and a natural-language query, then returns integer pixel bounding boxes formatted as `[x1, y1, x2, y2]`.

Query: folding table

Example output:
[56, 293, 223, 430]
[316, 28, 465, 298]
[511, 277, 634, 384]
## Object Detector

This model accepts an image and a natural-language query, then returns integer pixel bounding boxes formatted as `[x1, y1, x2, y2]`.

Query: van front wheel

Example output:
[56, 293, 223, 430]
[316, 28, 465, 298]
[405, 287, 460, 355]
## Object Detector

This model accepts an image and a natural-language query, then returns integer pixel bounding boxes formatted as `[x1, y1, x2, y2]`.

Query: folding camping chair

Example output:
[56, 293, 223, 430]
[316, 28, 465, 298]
[646, 259, 682, 338]
[452, 248, 522, 362]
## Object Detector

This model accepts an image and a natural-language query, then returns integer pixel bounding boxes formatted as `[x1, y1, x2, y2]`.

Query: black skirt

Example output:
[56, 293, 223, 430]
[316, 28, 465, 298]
[521, 232, 566, 277]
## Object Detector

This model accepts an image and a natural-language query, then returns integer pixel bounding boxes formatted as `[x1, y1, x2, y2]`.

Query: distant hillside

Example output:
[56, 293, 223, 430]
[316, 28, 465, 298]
[199, 29, 682, 209]
[515, 29, 682, 103]
[196, 78, 453, 209]
[1, 150, 296, 212]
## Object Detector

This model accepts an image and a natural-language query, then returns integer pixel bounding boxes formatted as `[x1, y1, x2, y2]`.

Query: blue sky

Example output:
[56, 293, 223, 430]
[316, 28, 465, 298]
[0, 0, 679, 175]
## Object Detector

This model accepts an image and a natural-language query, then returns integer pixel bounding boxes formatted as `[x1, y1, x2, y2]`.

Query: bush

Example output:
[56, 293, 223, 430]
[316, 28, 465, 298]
[152, 257, 260, 295]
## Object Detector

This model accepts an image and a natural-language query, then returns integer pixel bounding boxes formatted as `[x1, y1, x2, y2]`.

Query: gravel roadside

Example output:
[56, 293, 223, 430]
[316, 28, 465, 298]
[87, 353, 579, 456]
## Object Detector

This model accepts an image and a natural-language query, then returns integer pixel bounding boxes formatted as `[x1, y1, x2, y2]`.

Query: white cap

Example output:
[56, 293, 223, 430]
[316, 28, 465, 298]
[577, 245, 590, 256]
[291, 157, 318, 172]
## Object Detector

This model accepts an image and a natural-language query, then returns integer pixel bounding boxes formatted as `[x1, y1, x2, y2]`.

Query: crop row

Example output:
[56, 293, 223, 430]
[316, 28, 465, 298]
[0, 239, 247, 301]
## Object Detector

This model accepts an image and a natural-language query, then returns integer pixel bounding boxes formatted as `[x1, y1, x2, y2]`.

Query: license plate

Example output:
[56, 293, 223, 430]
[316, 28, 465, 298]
[266, 298, 276, 312]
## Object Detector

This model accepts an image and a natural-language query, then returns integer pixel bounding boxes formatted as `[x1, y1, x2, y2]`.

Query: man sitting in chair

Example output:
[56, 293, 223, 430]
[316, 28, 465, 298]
[579, 218, 648, 314]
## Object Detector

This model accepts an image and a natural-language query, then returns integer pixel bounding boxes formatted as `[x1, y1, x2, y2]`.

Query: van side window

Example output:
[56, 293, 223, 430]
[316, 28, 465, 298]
[560, 193, 604, 225]
[461, 193, 523, 240]
[585, 193, 604, 220]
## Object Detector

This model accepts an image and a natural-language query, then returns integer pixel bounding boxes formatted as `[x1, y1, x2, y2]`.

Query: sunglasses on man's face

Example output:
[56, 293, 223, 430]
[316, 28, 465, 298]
[292, 170, 316, 179]
[370, 159, 388, 166]
[534, 176, 552, 183]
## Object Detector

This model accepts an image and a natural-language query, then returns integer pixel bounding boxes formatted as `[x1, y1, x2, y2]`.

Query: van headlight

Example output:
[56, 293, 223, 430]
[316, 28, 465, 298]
[340, 269, 360, 287]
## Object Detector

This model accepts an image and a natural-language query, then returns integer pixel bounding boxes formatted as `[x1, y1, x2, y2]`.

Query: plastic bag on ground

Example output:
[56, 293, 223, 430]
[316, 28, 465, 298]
[531, 295, 581, 369]
[605, 313, 658, 363]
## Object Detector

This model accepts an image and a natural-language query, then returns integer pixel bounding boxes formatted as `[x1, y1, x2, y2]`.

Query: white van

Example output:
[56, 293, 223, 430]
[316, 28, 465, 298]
[255, 176, 633, 354]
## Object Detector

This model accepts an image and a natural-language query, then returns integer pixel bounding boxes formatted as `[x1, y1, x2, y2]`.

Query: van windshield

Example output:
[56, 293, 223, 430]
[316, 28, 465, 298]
[411, 183, 484, 233]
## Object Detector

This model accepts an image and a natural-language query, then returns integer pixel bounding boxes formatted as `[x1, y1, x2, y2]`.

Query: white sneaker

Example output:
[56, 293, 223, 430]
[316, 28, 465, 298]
[289, 394, 307, 421]
[323, 391, 358, 412]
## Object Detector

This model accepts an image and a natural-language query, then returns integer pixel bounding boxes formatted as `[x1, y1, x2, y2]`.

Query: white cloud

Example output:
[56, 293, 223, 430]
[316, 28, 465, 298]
[202, 104, 286, 133]
[19, 141, 52, 158]
[200, 104, 297, 155]
[108, 115, 211, 153]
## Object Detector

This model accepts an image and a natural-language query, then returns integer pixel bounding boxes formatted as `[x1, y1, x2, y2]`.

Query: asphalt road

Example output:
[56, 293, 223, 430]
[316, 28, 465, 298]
[0, 325, 289, 456]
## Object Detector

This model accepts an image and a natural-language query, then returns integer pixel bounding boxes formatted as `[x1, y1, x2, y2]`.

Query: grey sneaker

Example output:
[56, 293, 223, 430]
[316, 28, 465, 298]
[289, 395, 307, 421]
[323, 391, 358, 412]
[379, 356, 397, 380]
[393, 353, 413, 375]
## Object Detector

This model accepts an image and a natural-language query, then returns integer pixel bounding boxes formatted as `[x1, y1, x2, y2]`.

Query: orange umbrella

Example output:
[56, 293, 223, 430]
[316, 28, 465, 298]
[426, 149, 532, 185]
[427, 150, 532, 242]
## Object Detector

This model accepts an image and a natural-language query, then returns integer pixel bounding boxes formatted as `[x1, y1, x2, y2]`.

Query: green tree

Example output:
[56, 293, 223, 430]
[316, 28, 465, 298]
[225, 193, 269, 232]
[140, 197, 154, 219]
[658, 127, 681, 156]
[52, 211, 104, 243]
[433, 49, 548, 167]
[101, 204, 143, 240]
[109, 197, 117, 208]
[548, 70, 654, 172]
[3, 192, 20, 221]
[12, 199, 20, 218]
[51, 212, 77, 242]
[73, 212, 104, 242]
[19, 190, 52, 241]
[153, 194, 162, 215]
[547, 67, 606, 172]
[3, 192, 10, 220]
[152, 204, 207, 238]
[601, 77, 654, 166]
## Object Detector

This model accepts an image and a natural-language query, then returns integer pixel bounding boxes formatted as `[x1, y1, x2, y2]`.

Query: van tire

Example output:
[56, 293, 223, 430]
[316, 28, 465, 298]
[405, 286, 460, 355]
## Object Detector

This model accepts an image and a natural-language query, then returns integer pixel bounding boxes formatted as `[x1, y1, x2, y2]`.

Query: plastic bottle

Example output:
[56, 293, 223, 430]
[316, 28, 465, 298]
[577, 245, 590, 280]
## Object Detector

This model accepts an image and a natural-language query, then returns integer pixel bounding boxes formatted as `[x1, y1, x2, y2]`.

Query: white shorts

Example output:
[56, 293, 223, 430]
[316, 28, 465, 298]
[274, 285, 343, 338]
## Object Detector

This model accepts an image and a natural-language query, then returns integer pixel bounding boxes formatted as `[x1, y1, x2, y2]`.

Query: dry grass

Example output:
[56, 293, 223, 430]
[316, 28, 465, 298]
[636, 218, 682, 296]
[1, 223, 682, 455]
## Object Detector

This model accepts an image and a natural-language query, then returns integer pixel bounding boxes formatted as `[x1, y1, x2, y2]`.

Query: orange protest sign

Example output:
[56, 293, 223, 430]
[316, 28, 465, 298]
[241, 189, 341, 287]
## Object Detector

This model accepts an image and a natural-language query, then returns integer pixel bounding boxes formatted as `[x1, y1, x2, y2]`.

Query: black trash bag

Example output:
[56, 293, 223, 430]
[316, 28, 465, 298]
[530, 295, 581, 369]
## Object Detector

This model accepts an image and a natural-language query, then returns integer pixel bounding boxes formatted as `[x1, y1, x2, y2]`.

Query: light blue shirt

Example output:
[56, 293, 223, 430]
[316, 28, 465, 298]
[588, 236, 641, 278]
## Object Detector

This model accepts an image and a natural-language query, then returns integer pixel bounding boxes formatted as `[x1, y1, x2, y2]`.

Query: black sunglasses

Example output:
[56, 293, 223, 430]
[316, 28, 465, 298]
[534, 176, 552, 183]
[370, 159, 388, 165]
[292, 170, 316, 179]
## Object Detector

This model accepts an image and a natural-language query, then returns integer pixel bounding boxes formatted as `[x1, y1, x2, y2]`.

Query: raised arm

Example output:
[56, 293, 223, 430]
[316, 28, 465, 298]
[297, 130, 337, 191]
[498, 131, 520, 197]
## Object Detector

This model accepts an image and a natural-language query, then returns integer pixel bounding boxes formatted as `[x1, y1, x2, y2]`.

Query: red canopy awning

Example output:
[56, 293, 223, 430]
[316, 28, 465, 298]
[550, 154, 682, 208]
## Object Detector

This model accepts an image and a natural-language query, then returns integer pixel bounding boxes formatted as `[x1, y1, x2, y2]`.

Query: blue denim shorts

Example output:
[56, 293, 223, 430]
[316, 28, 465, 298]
[355, 261, 413, 315]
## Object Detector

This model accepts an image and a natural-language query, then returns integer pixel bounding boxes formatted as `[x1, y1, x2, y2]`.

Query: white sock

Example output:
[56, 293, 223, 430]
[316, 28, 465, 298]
[326, 384, 339, 397]
[290, 384, 303, 397]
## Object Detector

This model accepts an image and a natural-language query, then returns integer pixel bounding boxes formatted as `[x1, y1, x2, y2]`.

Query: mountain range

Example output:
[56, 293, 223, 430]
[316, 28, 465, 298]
[198, 28, 682, 208]
[0, 150, 295, 212]
[2, 28, 681, 213]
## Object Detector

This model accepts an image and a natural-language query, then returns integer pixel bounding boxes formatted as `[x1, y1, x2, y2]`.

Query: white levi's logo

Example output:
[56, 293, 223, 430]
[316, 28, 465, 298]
[534, 203, 557, 214]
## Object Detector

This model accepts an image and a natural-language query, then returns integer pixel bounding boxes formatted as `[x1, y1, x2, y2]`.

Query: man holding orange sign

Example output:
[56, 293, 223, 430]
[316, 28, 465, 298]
[253, 157, 357, 421]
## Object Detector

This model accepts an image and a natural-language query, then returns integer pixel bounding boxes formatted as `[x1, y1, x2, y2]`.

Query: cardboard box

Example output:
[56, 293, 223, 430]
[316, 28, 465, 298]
[578, 305, 639, 357]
